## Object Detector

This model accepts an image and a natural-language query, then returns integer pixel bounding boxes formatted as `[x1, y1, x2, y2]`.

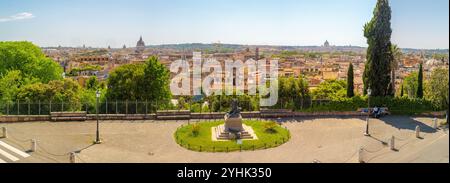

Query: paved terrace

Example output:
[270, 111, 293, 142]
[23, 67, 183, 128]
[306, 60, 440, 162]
[0, 116, 448, 163]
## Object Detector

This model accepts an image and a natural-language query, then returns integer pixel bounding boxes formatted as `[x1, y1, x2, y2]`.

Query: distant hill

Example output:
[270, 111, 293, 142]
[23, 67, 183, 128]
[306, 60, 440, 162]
[146, 43, 367, 53]
[148, 44, 448, 55]
[41, 43, 448, 55]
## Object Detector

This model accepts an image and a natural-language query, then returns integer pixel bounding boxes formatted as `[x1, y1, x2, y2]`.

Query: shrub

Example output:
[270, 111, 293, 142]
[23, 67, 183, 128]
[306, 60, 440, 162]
[301, 96, 437, 115]
[264, 122, 278, 134]
[191, 123, 200, 137]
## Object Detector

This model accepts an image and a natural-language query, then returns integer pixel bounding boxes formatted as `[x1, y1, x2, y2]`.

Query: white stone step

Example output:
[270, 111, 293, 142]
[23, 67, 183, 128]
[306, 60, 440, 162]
[0, 148, 19, 162]
[0, 141, 30, 158]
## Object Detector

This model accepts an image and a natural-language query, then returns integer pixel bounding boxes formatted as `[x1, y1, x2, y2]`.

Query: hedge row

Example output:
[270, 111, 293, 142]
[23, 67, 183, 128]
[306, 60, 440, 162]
[300, 96, 439, 115]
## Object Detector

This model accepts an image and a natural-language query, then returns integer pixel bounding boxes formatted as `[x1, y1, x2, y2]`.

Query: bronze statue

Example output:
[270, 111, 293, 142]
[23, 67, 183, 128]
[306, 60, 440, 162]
[228, 99, 241, 117]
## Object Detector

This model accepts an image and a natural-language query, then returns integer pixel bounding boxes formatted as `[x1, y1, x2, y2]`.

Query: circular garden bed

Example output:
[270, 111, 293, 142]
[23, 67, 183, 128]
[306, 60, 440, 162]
[174, 120, 290, 152]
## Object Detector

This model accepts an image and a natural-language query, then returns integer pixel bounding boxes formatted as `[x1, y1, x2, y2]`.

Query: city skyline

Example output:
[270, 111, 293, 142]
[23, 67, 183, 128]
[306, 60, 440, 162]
[0, 0, 449, 49]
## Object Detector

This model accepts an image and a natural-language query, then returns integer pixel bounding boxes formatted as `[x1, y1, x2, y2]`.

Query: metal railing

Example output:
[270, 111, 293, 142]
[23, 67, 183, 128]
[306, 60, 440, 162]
[0, 99, 336, 116]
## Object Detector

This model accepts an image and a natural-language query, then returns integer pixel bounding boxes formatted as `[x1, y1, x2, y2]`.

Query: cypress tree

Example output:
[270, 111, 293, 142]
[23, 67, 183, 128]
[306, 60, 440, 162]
[400, 84, 404, 97]
[347, 63, 355, 98]
[363, 0, 394, 96]
[417, 63, 424, 98]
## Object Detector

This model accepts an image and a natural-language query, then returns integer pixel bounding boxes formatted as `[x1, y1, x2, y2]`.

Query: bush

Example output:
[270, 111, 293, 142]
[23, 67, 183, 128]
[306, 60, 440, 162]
[264, 122, 278, 134]
[301, 96, 437, 115]
[191, 123, 200, 137]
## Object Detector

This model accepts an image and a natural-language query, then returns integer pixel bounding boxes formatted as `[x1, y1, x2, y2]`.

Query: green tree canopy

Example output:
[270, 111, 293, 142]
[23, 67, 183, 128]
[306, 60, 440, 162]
[16, 78, 82, 103]
[312, 80, 347, 100]
[86, 76, 100, 90]
[425, 68, 449, 110]
[106, 56, 171, 103]
[141, 56, 172, 102]
[0, 41, 63, 83]
[403, 72, 418, 98]
[277, 76, 310, 109]
[107, 63, 145, 100]
[363, 0, 394, 96]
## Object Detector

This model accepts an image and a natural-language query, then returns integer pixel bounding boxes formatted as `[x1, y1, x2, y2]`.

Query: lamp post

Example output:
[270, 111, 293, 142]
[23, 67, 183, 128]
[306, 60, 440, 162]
[364, 88, 372, 136]
[95, 90, 102, 144]
[62, 72, 66, 79]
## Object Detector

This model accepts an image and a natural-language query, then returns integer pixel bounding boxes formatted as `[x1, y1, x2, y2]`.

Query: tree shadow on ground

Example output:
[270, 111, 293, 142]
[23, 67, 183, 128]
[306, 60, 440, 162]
[272, 116, 367, 124]
[379, 116, 437, 133]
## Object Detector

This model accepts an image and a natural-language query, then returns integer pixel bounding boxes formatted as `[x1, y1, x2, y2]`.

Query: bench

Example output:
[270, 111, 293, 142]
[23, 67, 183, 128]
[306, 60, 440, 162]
[358, 107, 390, 116]
[260, 109, 293, 118]
[156, 110, 191, 120]
[51, 112, 87, 121]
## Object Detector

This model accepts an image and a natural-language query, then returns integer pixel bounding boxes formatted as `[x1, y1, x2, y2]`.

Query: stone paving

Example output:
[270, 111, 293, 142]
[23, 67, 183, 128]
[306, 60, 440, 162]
[0, 116, 447, 163]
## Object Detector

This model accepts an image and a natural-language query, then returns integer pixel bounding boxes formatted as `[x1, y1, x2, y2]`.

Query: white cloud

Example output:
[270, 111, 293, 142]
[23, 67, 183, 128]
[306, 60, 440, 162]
[0, 12, 35, 22]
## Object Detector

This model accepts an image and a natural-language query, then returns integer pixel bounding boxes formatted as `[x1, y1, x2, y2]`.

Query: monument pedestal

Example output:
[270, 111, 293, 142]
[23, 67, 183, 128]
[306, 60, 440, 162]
[213, 114, 256, 141]
[224, 114, 244, 132]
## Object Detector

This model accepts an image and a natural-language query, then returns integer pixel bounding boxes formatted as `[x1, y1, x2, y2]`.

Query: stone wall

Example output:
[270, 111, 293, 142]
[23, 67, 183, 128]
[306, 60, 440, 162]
[0, 111, 446, 123]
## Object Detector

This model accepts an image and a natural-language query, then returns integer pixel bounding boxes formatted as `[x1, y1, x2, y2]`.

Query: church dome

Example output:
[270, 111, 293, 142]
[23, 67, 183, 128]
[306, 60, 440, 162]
[136, 36, 145, 47]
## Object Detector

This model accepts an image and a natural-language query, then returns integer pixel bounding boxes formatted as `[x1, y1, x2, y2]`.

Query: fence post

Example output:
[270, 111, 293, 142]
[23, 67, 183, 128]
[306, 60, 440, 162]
[1, 127, 6, 138]
[28, 100, 30, 115]
[126, 100, 128, 115]
[61, 101, 64, 112]
[17, 100, 20, 115]
[390, 136, 395, 151]
[6, 102, 9, 116]
[145, 100, 148, 117]
[105, 99, 108, 114]
[49, 101, 52, 113]
[31, 139, 37, 152]
[38, 100, 41, 115]
[69, 152, 76, 163]
[136, 100, 138, 114]
[115, 100, 118, 114]
[433, 118, 438, 129]
[415, 126, 421, 138]
[358, 147, 364, 163]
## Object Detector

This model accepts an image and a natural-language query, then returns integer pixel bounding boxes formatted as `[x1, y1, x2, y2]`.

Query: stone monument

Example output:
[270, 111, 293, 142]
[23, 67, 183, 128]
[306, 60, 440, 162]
[224, 99, 244, 132]
[213, 99, 256, 141]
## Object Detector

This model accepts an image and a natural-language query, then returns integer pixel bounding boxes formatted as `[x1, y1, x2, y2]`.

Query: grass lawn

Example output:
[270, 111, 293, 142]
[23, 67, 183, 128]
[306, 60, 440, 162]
[174, 120, 290, 152]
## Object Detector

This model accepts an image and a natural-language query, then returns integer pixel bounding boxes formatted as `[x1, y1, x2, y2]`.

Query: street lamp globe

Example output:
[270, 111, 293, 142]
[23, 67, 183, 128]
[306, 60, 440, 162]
[367, 88, 372, 96]
[96, 90, 101, 98]
[62, 72, 66, 79]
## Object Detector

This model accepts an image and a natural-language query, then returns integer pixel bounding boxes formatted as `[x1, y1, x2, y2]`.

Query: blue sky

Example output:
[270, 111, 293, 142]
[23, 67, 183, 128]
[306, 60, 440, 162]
[0, 0, 448, 49]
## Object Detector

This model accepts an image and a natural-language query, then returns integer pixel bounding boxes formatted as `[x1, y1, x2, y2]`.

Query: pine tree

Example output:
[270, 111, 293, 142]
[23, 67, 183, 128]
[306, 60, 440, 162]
[347, 63, 355, 98]
[417, 63, 424, 98]
[363, 0, 394, 97]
